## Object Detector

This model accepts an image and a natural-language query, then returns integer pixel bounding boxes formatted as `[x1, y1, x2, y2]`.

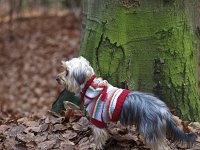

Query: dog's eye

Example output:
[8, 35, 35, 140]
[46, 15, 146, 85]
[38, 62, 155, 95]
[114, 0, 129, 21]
[66, 70, 69, 76]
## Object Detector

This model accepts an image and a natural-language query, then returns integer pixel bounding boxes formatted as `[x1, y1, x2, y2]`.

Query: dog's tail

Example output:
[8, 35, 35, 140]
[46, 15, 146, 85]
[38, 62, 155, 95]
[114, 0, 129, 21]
[166, 117, 197, 147]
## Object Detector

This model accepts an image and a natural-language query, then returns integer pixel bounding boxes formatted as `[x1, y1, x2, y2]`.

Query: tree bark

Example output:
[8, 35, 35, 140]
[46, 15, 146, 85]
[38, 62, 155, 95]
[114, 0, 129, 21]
[8, 0, 15, 41]
[81, 0, 200, 121]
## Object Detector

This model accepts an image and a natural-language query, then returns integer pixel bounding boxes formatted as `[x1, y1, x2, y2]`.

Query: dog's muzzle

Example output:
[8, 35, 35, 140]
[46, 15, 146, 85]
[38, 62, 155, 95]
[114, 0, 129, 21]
[56, 75, 61, 84]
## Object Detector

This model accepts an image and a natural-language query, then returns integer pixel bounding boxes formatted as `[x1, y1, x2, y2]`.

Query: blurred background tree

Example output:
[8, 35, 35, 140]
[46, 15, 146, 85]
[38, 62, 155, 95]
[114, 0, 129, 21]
[0, 0, 82, 41]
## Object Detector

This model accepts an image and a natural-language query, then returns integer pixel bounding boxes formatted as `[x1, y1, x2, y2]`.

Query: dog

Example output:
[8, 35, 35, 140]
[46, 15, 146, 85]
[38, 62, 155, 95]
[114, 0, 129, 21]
[56, 56, 197, 150]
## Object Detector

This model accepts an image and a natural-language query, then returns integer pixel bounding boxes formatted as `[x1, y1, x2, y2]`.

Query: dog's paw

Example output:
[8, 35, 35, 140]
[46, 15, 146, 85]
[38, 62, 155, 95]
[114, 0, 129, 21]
[90, 143, 104, 150]
[90, 143, 97, 150]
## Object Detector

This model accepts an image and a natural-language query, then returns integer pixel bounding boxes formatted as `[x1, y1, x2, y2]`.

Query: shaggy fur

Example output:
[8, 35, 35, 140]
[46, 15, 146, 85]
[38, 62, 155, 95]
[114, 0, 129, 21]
[56, 56, 197, 150]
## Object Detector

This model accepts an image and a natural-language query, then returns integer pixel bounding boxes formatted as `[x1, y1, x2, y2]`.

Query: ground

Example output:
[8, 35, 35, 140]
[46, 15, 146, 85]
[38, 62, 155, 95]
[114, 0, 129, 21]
[0, 11, 200, 150]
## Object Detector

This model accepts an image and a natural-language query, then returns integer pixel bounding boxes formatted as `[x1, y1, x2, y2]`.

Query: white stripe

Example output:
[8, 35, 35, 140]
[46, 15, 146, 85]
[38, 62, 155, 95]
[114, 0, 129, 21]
[107, 84, 115, 93]
[86, 90, 100, 98]
[102, 102, 108, 123]
[92, 95, 105, 121]
[86, 102, 93, 112]
[89, 86, 103, 92]
[109, 89, 123, 119]
[85, 85, 103, 98]
[95, 87, 104, 91]
[84, 98, 91, 105]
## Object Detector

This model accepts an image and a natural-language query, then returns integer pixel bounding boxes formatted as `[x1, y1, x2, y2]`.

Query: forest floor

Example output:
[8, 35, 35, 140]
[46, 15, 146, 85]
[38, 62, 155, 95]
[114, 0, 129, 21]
[0, 11, 200, 150]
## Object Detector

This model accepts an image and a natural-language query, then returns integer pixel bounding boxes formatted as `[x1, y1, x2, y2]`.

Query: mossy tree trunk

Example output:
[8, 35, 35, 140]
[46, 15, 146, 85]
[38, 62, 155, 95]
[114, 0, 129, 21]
[81, 0, 200, 121]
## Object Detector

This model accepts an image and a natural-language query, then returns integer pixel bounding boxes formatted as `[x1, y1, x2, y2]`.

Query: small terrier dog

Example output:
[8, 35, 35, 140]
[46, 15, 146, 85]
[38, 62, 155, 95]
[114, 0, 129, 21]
[56, 56, 197, 150]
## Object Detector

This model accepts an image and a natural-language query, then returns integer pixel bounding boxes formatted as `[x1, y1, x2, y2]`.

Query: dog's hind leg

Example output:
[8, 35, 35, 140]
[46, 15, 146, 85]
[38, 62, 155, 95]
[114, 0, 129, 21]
[91, 126, 109, 150]
[139, 128, 167, 150]
[138, 117, 167, 150]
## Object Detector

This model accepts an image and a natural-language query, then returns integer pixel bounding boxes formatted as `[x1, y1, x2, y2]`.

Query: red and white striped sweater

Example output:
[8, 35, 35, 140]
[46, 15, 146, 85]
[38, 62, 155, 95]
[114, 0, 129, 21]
[81, 75, 130, 128]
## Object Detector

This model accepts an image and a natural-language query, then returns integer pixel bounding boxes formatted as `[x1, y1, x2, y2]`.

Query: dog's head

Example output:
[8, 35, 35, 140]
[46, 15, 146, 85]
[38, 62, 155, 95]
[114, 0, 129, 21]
[56, 56, 94, 95]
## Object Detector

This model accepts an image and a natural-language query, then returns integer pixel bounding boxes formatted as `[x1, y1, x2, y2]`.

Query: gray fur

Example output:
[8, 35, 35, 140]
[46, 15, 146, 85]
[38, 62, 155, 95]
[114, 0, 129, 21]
[120, 91, 197, 149]
[73, 70, 86, 85]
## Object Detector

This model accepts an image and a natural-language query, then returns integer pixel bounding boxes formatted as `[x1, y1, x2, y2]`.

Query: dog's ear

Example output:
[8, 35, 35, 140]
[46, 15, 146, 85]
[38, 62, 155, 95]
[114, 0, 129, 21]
[78, 56, 85, 60]
[61, 61, 69, 70]
[78, 56, 90, 65]
[73, 71, 86, 85]
[73, 68, 93, 85]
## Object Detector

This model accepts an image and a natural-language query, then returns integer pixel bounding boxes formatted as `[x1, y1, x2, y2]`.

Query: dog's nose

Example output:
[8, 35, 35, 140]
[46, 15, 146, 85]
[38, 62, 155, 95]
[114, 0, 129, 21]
[56, 75, 60, 82]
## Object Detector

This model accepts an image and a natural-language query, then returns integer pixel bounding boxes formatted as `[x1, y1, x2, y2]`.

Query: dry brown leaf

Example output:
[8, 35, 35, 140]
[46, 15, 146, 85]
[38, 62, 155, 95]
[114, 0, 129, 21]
[0, 125, 9, 134]
[48, 133, 65, 141]
[37, 140, 56, 150]
[3, 137, 16, 150]
[62, 130, 78, 140]
[78, 143, 91, 150]
[72, 123, 82, 131]
[39, 123, 49, 132]
[64, 109, 83, 123]
[23, 121, 40, 127]
[64, 101, 80, 110]
[6, 124, 26, 137]
[78, 137, 88, 145]
[0, 143, 3, 150]
[78, 117, 89, 126]
[47, 111, 62, 118]
[45, 115, 65, 124]
[16, 132, 34, 143]
[34, 133, 48, 143]
[53, 124, 68, 131]
[24, 126, 41, 133]
[60, 141, 75, 150]
[17, 117, 29, 124]
[26, 141, 36, 148]
[72, 117, 89, 132]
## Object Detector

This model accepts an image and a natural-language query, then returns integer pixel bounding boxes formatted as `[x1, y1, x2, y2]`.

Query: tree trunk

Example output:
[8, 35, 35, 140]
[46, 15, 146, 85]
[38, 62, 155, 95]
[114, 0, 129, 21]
[8, 0, 15, 41]
[81, 0, 200, 121]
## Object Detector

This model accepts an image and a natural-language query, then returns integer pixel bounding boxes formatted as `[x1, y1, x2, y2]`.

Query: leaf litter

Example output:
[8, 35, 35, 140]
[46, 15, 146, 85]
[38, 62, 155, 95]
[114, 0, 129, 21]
[0, 108, 199, 150]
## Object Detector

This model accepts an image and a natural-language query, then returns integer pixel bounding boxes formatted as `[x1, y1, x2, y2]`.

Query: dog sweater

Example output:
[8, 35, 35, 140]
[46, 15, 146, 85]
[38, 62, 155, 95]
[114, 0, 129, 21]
[81, 75, 130, 128]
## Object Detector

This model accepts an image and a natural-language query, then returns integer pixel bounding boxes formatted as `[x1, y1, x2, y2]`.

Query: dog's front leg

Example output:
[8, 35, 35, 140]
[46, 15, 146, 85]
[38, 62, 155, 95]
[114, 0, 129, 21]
[91, 125, 109, 150]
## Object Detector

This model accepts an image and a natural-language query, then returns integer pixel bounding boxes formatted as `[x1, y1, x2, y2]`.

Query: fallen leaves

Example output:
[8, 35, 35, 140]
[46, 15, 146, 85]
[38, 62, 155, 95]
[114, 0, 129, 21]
[63, 130, 77, 140]
[0, 12, 81, 117]
[0, 111, 89, 150]
[16, 132, 34, 143]
[0, 109, 200, 150]
[53, 124, 68, 131]
[37, 140, 56, 150]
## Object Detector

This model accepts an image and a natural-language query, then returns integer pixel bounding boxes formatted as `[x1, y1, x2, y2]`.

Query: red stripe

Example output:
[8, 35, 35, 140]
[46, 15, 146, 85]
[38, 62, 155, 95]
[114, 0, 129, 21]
[100, 86, 107, 101]
[111, 90, 131, 122]
[81, 75, 96, 101]
[84, 91, 104, 100]
[84, 94, 95, 100]
[106, 89, 117, 121]
[91, 118, 106, 128]
[98, 85, 107, 88]
[90, 84, 105, 89]
[89, 98, 97, 116]
[90, 83, 98, 89]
